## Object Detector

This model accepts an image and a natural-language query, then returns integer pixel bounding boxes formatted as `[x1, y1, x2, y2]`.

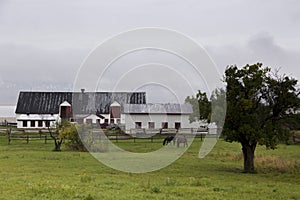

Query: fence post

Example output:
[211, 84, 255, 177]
[7, 128, 11, 145]
[26, 135, 29, 144]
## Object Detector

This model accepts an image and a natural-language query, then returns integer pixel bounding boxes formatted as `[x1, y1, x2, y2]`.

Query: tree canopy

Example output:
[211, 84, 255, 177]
[210, 88, 226, 127]
[48, 120, 86, 152]
[185, 90, 211, 123]
[223, 63, 300, 172]
[185, 88, 226, 127]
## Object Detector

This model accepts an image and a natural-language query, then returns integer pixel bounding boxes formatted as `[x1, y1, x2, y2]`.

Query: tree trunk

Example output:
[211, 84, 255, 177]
[53, 139, 63, 151]
[242, 142, 257, 173]
[48, 127, 63, 151]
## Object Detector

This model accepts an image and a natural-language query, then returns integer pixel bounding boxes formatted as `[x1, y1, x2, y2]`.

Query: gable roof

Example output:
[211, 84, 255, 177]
[60, 101, 71, 107]
[110, 101, 121, 107]
[123, 103, 193, 114]
[16, 91, 146, 114]
[73, 113, 105, 120]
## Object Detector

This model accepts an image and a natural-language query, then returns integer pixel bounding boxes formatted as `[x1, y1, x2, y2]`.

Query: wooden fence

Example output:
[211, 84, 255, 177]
[91, 128, 209, 143]
[0, 128, 55, 144]
[0, 127, 215, 145]
[7, 134, 55, 144]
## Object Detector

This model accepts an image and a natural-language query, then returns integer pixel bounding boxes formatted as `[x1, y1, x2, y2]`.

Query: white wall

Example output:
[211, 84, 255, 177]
[123, 113, 191, 133]
[16, 114, 58, 129]
[83, 114, 104, 124]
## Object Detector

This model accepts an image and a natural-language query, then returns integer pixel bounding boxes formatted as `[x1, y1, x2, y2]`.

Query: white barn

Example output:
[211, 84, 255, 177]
[15, 91, 193, 133]
[15, 91, 145, 129]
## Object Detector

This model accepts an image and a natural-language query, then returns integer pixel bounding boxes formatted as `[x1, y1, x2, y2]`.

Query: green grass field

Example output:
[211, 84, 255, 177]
[0, 135, 299, 200]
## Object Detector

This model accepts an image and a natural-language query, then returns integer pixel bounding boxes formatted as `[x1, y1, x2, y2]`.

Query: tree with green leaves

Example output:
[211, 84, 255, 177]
[185, 90, 211, 123]
[65, 123, 88, 152]
[223, 63, 299, 173]
[47, 121, 65, 152]
[185, 95, 199, 123]
[48, 120, 86, 152]
[210, 88, 226, 127]
[196, 90, 211, 122]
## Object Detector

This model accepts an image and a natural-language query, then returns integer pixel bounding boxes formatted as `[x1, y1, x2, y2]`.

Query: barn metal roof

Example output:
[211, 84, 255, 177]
[123, 103, 193, 114]
[15, 91, 146, 114]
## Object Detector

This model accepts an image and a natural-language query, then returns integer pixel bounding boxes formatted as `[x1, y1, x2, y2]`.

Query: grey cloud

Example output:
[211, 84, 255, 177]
[247, 33, 287, 65]
[206, 32, 300, 80]
[0, 0, 300, 104]
[0, 42, 89, 104]
[0, 43, 86, 83]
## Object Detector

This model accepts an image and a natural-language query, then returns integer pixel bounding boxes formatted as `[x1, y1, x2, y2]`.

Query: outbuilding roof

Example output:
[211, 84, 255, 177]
[123, 103, 193, 114]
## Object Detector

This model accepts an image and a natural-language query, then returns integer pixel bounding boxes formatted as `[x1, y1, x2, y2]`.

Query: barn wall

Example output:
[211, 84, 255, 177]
[83, 114, 104, 124]
[16, 114, 58, 129]
[101, 114, 110, 123]
[123, 114, 191, 132]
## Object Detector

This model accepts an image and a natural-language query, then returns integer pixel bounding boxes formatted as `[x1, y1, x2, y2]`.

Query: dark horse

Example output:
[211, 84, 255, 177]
[176, 136, 188, 148]
[163, 136, 175, 145]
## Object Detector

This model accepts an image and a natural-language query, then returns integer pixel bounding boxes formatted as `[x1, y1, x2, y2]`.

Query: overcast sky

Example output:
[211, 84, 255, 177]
[0, 0, 299, 105]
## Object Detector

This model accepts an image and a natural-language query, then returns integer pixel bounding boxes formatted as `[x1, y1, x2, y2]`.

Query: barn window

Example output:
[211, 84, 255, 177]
[76, 119, 83, 124]
[135, 122, 142, 129]
[148, 122, 155, 129]
[86, 119, 92, 124]
[45, 121, 50, 127]
[175, 122, 181, 129]
[23, 121, 28, 127]
[162, 122, 168, 129]
[30, 120, 35, 127]
[38, 121, 43, 127]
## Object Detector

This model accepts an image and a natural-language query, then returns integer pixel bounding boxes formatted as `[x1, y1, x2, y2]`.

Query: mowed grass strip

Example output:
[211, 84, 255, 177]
[0, 136, 299, 200]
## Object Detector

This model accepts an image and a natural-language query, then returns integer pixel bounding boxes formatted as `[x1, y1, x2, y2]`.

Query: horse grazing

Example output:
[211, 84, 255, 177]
[176, 137, 188, 148]
[163, 136, 175, 145]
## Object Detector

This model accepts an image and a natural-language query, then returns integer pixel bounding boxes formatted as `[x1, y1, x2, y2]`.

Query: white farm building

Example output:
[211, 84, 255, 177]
[15, 91, 193, 133]
[122, 103, 192, 133]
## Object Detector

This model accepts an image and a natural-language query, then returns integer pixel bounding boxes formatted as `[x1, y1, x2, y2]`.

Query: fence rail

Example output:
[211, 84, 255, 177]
[7, 134, 55, 144]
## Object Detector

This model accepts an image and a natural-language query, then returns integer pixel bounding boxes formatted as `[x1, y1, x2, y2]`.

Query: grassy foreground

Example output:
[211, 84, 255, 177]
[0, 136, 299, 200]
